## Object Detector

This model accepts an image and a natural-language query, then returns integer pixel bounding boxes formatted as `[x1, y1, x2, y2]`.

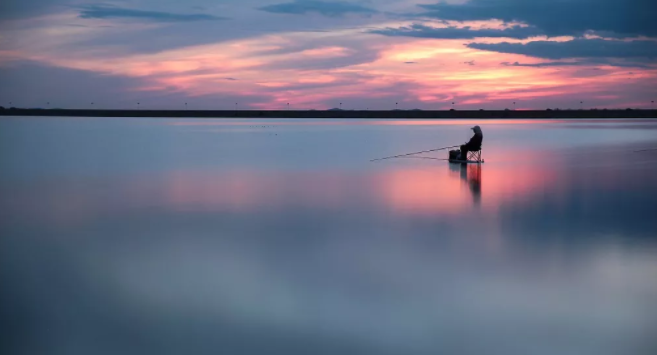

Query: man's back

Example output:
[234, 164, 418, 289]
[466, 126, 483, 150]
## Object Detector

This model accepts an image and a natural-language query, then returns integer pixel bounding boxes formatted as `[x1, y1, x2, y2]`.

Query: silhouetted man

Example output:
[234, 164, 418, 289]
[459, 125, 483, 160]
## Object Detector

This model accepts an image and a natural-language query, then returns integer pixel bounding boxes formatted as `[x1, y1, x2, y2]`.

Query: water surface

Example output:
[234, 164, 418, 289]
[2, 117, 656, 355]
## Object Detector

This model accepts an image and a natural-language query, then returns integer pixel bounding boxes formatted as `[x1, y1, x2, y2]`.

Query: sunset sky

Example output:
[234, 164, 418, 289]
[1, 0, 656, 110]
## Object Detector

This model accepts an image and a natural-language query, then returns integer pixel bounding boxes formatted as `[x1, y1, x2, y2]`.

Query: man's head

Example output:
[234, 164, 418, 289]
[471, 125, 482, 134]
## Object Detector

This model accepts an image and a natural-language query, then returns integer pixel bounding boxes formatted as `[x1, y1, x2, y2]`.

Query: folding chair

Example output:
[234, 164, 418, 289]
[467, 149, 484, 163]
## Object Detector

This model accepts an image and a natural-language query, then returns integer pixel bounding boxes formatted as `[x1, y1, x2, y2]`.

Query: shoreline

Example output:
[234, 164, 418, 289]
[1, 108, 656, 119]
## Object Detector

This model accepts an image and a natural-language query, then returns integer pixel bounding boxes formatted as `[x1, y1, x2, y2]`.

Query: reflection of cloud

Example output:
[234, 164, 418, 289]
[3, 126, 657, 355]
[4, 145, 657, 355]
[0, 161, 560, 228]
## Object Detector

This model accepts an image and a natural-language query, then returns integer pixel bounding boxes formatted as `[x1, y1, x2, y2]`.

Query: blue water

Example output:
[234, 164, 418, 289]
[1, 117, 656, 355]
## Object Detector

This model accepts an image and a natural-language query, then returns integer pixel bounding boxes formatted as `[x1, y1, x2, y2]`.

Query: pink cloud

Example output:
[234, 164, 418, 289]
[2, 12, 656, 109]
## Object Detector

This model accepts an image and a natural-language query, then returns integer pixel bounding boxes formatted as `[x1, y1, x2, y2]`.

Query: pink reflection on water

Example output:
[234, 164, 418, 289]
[376, 161, 556, 215]
[1, 159, 563, 231]
[163, 171, 351, 212]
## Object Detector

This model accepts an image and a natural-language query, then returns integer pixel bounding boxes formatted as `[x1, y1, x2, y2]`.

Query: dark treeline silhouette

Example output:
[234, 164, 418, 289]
[1, 108, 656, 119]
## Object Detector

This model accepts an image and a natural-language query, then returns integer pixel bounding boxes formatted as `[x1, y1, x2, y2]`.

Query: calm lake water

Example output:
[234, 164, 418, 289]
[1, 117, 656, 355]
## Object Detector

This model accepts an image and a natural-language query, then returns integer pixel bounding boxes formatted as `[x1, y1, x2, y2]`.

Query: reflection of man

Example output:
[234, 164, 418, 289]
[448, 162, 482, 205]
[459, 126, 483, 160]
[466, 164, 481, 202]
[460, 164, 482, 204]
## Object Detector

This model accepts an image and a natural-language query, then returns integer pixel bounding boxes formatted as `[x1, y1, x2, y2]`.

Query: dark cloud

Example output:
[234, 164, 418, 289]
[78, 5, 225, 22]
[371, 24, 543, 39]
[415, 0, 655, 38]
[501, 58, 653, 69]
[224, 77, 238, 81]
[501, 61, 580, 68]
[259, 0, 376, 17]
[0, 0, 63, 20]
[0, 62, 270, 109]
[0, 61, 151, 108]
[499, 60, 645, 69]
[462, 60, 475, 66]
[68, 21, 257, 56]
[404, 61, 416, 64]
[468, 39, 657, 60]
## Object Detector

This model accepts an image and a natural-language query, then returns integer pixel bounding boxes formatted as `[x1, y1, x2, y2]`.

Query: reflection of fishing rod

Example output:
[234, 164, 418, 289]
[370, 145, 460, 162]
[634, 148, 657, 153]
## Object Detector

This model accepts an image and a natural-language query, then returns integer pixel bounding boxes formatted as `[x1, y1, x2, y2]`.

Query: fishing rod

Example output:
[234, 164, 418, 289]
[370, 145, 460, 162]
[634, 148, 657, 153]
[400, 156, 450, 161]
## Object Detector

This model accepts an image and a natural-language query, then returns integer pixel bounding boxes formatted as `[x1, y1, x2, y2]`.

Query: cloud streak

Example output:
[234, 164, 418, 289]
[78, 5, 225, 22]
[467, 39, 657, 60]
[501, 60, 652, 69]
[259, 1, 376, 17]
[371, 24, 543, 40]
[501, 61, 583, 68]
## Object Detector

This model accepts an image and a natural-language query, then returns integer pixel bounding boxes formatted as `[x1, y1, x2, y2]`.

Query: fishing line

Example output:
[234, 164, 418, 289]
[399, 156, 450, 161]
[370, 145, 460, 162]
